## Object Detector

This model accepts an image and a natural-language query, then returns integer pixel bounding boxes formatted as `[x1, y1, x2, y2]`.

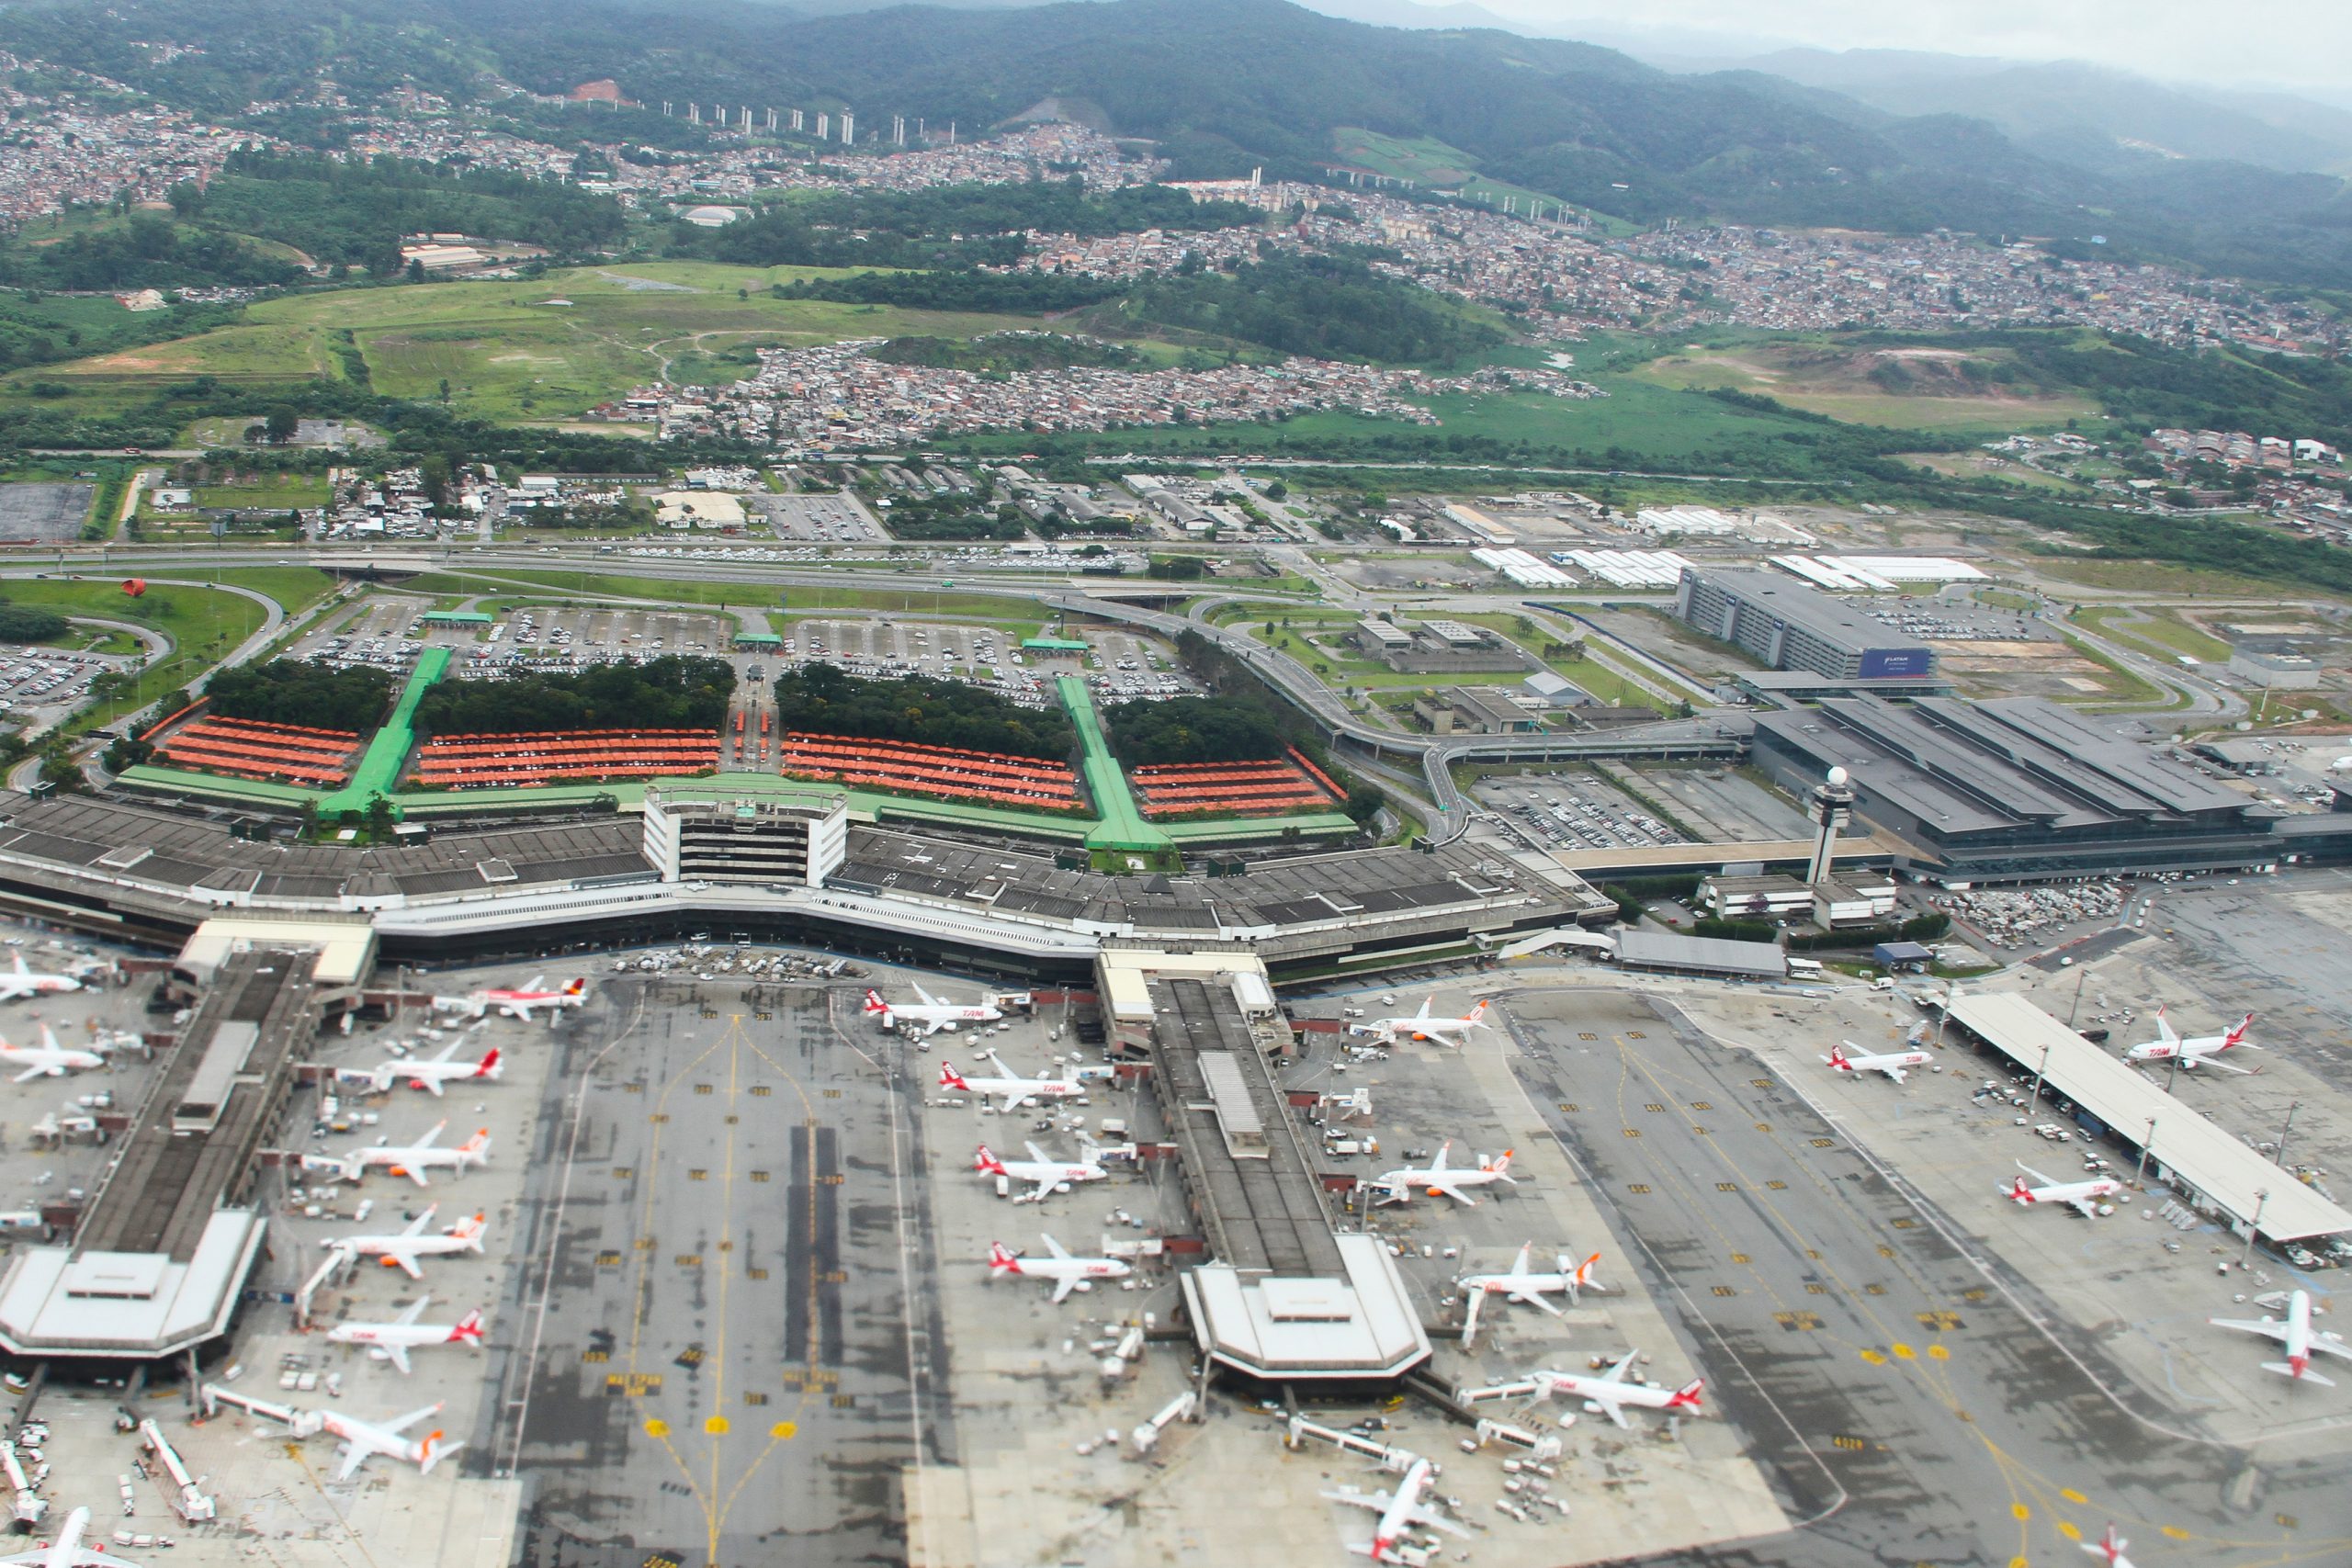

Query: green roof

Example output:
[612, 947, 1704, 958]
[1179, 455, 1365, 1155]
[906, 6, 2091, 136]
[1022, 637, 1091, 652]
[423, 610, 493, 625]
[732, 631, 784, 646]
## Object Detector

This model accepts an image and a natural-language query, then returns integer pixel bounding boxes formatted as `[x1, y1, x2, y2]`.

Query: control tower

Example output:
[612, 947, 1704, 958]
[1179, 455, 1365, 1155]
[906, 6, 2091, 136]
[1805, 764, 1856, 887]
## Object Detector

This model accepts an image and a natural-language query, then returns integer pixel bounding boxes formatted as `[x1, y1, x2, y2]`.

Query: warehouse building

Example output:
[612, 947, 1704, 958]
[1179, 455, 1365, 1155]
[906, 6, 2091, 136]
[1750, 694, 2280, 883]
[1675, 568, 1936, 681]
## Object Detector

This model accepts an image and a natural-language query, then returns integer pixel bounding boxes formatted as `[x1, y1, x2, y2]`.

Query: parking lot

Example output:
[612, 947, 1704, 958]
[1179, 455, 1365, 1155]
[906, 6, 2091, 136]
[450, 605, 733, 682]
[775, 617, 1047, 708]
[1472, 770, 1693, 852]
[753, 493, 884, 544]
[0, 645, 142, 734]
[0, 482, 94, 543]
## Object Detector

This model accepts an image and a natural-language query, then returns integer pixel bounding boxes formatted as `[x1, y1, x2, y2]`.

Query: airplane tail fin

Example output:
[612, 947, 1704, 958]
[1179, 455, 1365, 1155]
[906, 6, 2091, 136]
[451, 1310, 485, 1345]
[863, 989, 889, 1016]
[1667, 1380, 1704, 1412]
[938, 1062, 968, 1090]
[1826, 1044, 1849, 1069]
[453, 1213, 488, 1249]
[986, 1242, 1020, 1275]
[419, 1433, 462, 1475]
[2227, 1013, 2256, 1047]
[563, 978, 586, 998]
[478, 1047, 502, 1077]
[1486, 1149, 1516, 1181]
[1568, 1252, 1602, 1292]
[973, 1144, 1005, 1175]
[1465, 1000, 1489, 1025]
[460, 1129, 492, 1161]
[2007, 1176, 2034, 1203]
[2155, 1005, 2177, 1044]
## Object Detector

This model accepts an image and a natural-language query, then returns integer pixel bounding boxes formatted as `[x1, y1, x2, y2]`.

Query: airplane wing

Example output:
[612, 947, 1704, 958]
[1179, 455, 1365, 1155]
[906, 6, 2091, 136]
[401, 1164, 433, 1189]
[1023, 1142, 1055, 1166]
[1583, 1389, 1633, 1428]
[1317, 1487, 1389, 1515]
[1040, 1235, 1072, 1260]
[386, 1250, 424, 1280]
[332, 1441, 368, 1482]
[918, 1018, 947, 1038]
[2064, 1193, 2106, 1219]
[412, 1122, 447, 1150]
[1509, 1284, 1565, 1316]
[1023, 1175, 1056, 1202]
[0, 1545, 143, 1568]
[2016, 1162, 2058, 1189]
[1403, 1503, 1473, 1540]
[1508, 1242, 1532, 1276]
[11, 1063, 53, 1084]
[1048, 1274, 1079, 1304]
[400, 1207, 439, 1237]
[395, 1296, 432, 1325]
[2194, 1056, 2258, 1076]
[1414, 997, 1433, 1021]
[2208, 1315, 2291, 1344]
[2310, 1336, 2352, 1365]
[911, 983, 939, 1008]
[416, 1075, 447, 1098]
[382, 1403, 444, 1434]
[523, 976, 547, 993]
[382, 1343, 413, 1375]
[1428, 1144, 1452, 1175]
[1426, 1181, 1478, 1207]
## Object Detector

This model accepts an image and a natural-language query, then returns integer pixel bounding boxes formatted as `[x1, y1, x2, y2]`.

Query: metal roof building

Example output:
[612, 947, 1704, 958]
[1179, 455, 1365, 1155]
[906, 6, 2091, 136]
[1948, 992, 2352, 1245]
[1613, 929, 1788, 980]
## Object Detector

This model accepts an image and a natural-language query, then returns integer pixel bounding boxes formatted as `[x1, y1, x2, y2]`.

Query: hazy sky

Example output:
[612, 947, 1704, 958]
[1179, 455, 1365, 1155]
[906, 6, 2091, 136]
[1483, 0, 2352, 92]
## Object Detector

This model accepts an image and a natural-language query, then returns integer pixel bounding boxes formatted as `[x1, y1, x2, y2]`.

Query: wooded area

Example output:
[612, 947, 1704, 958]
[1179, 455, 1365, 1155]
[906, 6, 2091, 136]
[206, 659, 395, 732]
[415, 655, 734, 736]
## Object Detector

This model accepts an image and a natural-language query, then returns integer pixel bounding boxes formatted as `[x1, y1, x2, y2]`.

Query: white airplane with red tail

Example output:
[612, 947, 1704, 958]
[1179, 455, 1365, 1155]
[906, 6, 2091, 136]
[349, 1035, 502, 1098]
[1349, 997, 1492, 1046]
[2210, 1290, 2352, 1386]
[2006, 1161, 2124, 1218]
[1321, 1455, 1468, 1564]
[1456, 1244, 1606, 1347]
[2124, 1008, 2258, 1074]
[974, 1142, 1105, 1202]
[433, 976, 585, 1023]
[0, 1508, 140, 1568]
[0, 954, 83, 1003]
[1824, 1040, 1933, 1083]
[937, 1051, 1083, 1112]
[327, 1204, 489, 1280]
[1529, 1351, 1703, 1428]
[1370, 1141, 1517, 1206]
[987, 1235, 1129, 1303]
[317, 1401, 462, 1481]
[332, 1120, 492, 1187]
[865, 985, 1001, 1036]
[2081, 1523, 2136, 1567]
[0, 1025, 102, 1084]
[326, 1296, 486, 1374]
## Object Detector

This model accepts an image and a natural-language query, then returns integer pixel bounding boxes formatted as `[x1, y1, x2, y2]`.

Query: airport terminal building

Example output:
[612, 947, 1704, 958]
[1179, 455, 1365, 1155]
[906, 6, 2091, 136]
[1749, 694, 2290, 883]
[1674, 567, 1936, 681]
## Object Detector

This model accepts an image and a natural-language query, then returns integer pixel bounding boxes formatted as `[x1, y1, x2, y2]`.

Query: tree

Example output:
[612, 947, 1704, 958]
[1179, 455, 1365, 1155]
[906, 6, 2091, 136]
[264, 405, 300, 445]
[406, 258, 426, 283]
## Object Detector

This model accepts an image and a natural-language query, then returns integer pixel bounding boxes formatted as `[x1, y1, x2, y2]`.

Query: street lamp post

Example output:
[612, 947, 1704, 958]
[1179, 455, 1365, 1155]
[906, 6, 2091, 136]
[2243, 1188, 2269, 1269]
[2277, 1100, 2301, 1171]
[2028, 1043, 2052, 1112]
[2136, 1115, 2158, 1185]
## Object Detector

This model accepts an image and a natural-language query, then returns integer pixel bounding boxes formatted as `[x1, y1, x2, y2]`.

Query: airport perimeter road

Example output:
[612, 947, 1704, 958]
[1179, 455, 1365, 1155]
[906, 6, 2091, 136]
[494, 978, 942, 1568]
[1499, 990, 2352, 1568]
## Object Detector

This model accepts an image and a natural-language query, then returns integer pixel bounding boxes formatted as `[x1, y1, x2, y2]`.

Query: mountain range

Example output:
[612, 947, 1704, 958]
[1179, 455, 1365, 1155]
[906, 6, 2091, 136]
[6, 0, 2352, 288]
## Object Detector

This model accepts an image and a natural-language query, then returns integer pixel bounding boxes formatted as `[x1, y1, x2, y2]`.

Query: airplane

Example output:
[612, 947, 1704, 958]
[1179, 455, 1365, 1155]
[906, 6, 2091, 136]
[974, 1141, 1106, 1203]
[0, 954, 83, 1003]
[2081, 1523, 2136, 1568]
[2209, 1289, 2352, 1385]
[327, 1205, 490, 1280]
[347, 1035, 502, 1098]
[0, 1025, 102, 1084]
[332, 1121, 492, 1187]
[1528, 1351, 1704, 1428]
[1321, 1455, 1469, 1565]
[1823, 1040, 1934, 1083]
[864, 984, 1002, 1036]
[937, 1051, 1084, 1113]
[432, 976, 586, 1023]
[2123, 1008, 2259, 1074]
[986, 1235, 1130, 1303]
[1348, 996, 1491, 1046]
[2006, 1161, 2125, 1218]
[0, 1507, 140, 1568]
[326, 1296, 487, 1374]
[1456, 1244, 1605, 1348]
[1370, 1141, 1517, 1207]
[317, 1402, 462, 1481]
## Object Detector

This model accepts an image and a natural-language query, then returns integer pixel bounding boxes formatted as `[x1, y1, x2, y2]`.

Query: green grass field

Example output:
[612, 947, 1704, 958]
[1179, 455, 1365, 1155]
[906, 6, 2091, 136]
[0, 576, 275, 732]
[1636, 340, 2100, 434]
[3, 263, 1054, 423]
[2072, 605, 2233, 664]
[189, 477, 331, 510]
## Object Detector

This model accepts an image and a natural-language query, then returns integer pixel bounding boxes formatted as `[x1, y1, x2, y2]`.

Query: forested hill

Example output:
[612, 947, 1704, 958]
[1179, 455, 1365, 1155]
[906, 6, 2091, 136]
[8, 0, 2352, 286]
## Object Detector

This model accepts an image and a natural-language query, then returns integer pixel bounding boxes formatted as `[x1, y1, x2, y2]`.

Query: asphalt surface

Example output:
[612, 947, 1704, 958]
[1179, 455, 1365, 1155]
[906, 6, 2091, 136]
[493, 977, 942, 1568]
[1501, 990, 2352, 1567]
